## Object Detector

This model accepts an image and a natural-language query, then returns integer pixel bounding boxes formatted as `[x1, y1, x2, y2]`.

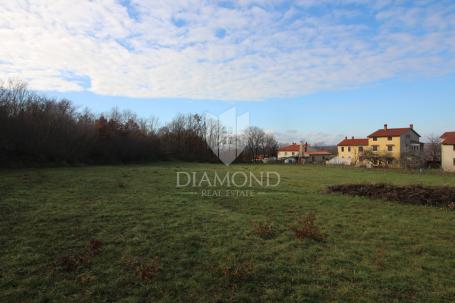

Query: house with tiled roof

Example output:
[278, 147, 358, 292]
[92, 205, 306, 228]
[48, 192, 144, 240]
[277, 142, 333, 163]
[334, 124, 424, 168]
[277, 143, 300, 160]
[367, 124, 423, 167]
[440, 132, 455, 172]
[337, 137, 369, 164]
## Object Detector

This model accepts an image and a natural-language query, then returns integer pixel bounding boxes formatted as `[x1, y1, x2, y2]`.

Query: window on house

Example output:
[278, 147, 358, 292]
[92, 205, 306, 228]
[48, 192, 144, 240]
[453, 145, 455, 151]
[453, 158, 455, 166]
[388, 136, 392, 141]
[291, 152, 294, 156]
[388, 145, 393, 152]
[372, 146, 378, 152]
[373, 137, 378, 141]
[341, 147, 345, 152]
[285, 152, 287, 156]
[348, 147, 351, 152]
[359, 146, 364, 152]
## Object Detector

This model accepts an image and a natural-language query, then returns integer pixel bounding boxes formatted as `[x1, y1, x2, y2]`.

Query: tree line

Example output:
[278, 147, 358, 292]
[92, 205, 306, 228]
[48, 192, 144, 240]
[0, 80, 278, 167]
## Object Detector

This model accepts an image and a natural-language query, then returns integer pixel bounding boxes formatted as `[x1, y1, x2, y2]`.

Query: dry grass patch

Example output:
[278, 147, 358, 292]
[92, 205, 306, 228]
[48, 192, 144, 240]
[122, 254, 161, 282]
[291, 213, 326, 242]
[251, 220, 275, 239]
[57, 239, 103, 272]
[221, 258, 255, 285]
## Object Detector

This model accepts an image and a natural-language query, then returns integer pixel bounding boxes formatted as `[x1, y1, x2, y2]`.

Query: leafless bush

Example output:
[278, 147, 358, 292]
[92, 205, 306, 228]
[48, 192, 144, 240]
[252, 221, 275, 239]
[122, 254, 161, 281]
[222, 258, 255, 285]
[57, 239, 102, 272]
[291, 213, 326, 242]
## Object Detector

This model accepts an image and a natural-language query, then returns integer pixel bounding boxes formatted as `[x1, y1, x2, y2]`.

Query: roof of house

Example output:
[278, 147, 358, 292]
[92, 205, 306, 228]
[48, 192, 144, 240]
[441, 132, 455, 145]
[337, 138, 369, 146]
[368, 127, 420, 138]
[440, 132, 449, 139]
[278, 143, 300, 152]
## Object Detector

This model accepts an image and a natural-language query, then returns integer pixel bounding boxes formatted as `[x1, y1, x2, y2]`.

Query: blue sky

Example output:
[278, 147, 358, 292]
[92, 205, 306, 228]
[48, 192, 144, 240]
[1, 0, 455, 144]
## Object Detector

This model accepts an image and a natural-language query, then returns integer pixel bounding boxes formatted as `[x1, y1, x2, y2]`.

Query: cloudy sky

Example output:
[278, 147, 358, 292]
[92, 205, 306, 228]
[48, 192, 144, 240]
[1, 0, 455, 143]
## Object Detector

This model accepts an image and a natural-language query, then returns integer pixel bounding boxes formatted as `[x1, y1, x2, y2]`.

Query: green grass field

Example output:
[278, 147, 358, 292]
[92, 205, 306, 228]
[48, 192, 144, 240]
[1, 163, 455, 302]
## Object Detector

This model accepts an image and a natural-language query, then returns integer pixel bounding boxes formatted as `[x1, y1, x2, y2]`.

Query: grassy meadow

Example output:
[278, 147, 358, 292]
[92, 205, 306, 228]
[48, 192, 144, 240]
[1, 163, 455, 302]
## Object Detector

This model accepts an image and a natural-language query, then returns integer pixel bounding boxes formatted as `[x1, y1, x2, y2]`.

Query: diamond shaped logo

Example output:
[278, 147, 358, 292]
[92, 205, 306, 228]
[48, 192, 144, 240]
[205, 107, 250, 166]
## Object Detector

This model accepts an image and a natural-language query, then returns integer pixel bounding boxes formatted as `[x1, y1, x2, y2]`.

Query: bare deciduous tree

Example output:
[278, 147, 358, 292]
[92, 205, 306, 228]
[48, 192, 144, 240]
[0, 79, 279, 166]
[242, 127, 279, 162]
[425, 134, 441, 162]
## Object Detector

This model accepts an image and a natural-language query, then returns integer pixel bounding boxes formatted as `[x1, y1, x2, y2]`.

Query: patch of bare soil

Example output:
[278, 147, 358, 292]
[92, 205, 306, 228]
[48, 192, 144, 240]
[327, 184, 455, 208]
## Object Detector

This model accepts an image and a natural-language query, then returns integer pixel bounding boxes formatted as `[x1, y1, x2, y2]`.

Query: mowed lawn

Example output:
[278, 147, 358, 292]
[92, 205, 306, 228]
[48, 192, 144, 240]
[1, 163, 455, 303]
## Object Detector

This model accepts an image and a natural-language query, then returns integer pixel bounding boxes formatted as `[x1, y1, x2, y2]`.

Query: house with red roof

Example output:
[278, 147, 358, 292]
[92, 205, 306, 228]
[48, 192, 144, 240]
[441, 132, 455, 172]
[277, 142, 333, 163]
[277, 143, 300, 160]
[367, 124, 423, 167]
[334, 124, 424, 168]
[337, 136, 369, 165]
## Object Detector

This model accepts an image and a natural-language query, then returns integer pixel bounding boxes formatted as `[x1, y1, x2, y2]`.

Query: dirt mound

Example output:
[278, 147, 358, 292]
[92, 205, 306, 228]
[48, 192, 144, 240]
[327, 183, 455, 208]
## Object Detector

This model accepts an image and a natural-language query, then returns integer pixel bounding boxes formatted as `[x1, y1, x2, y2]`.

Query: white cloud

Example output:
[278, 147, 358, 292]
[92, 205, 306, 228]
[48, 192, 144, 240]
[0, 0, 454, 100]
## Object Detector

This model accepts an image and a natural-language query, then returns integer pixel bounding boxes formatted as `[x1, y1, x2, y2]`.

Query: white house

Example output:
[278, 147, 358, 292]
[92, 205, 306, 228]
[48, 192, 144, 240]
[441, 132, 455, 172]
[277, 143, 300, 160]
[277, 142, 333, 163]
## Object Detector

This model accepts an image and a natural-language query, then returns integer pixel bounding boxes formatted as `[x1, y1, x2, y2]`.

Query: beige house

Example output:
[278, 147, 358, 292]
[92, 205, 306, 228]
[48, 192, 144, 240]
[337, 137, 369, 164]
[441, 132, 455, 172]
[367, 124, 423, 167]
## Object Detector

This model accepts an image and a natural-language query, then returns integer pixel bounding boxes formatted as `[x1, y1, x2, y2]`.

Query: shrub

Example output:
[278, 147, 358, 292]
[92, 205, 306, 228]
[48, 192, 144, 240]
[117, 181, 127, 188]
[291, 213, 325, 242]
[222, 259, 254, 284]
[123, 254, 161, 281]
[136, 257, 161, 281]
[58, 253, 91, 272]
[88, 239, 102, 256]
[372, 247, 386, 269]
[252, 220, 275, 239]
[57, 239, 102, 272]
[77, 272, 96, 285]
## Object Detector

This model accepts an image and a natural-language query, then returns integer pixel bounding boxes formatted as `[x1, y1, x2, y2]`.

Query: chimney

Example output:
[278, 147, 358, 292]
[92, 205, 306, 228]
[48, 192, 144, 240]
[304, 142, 308, 152]
[352, 136, 354, 139]
[384, 124, 388, 130]
[410, 124, 414, 129]
[345, 136, 348, 140]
